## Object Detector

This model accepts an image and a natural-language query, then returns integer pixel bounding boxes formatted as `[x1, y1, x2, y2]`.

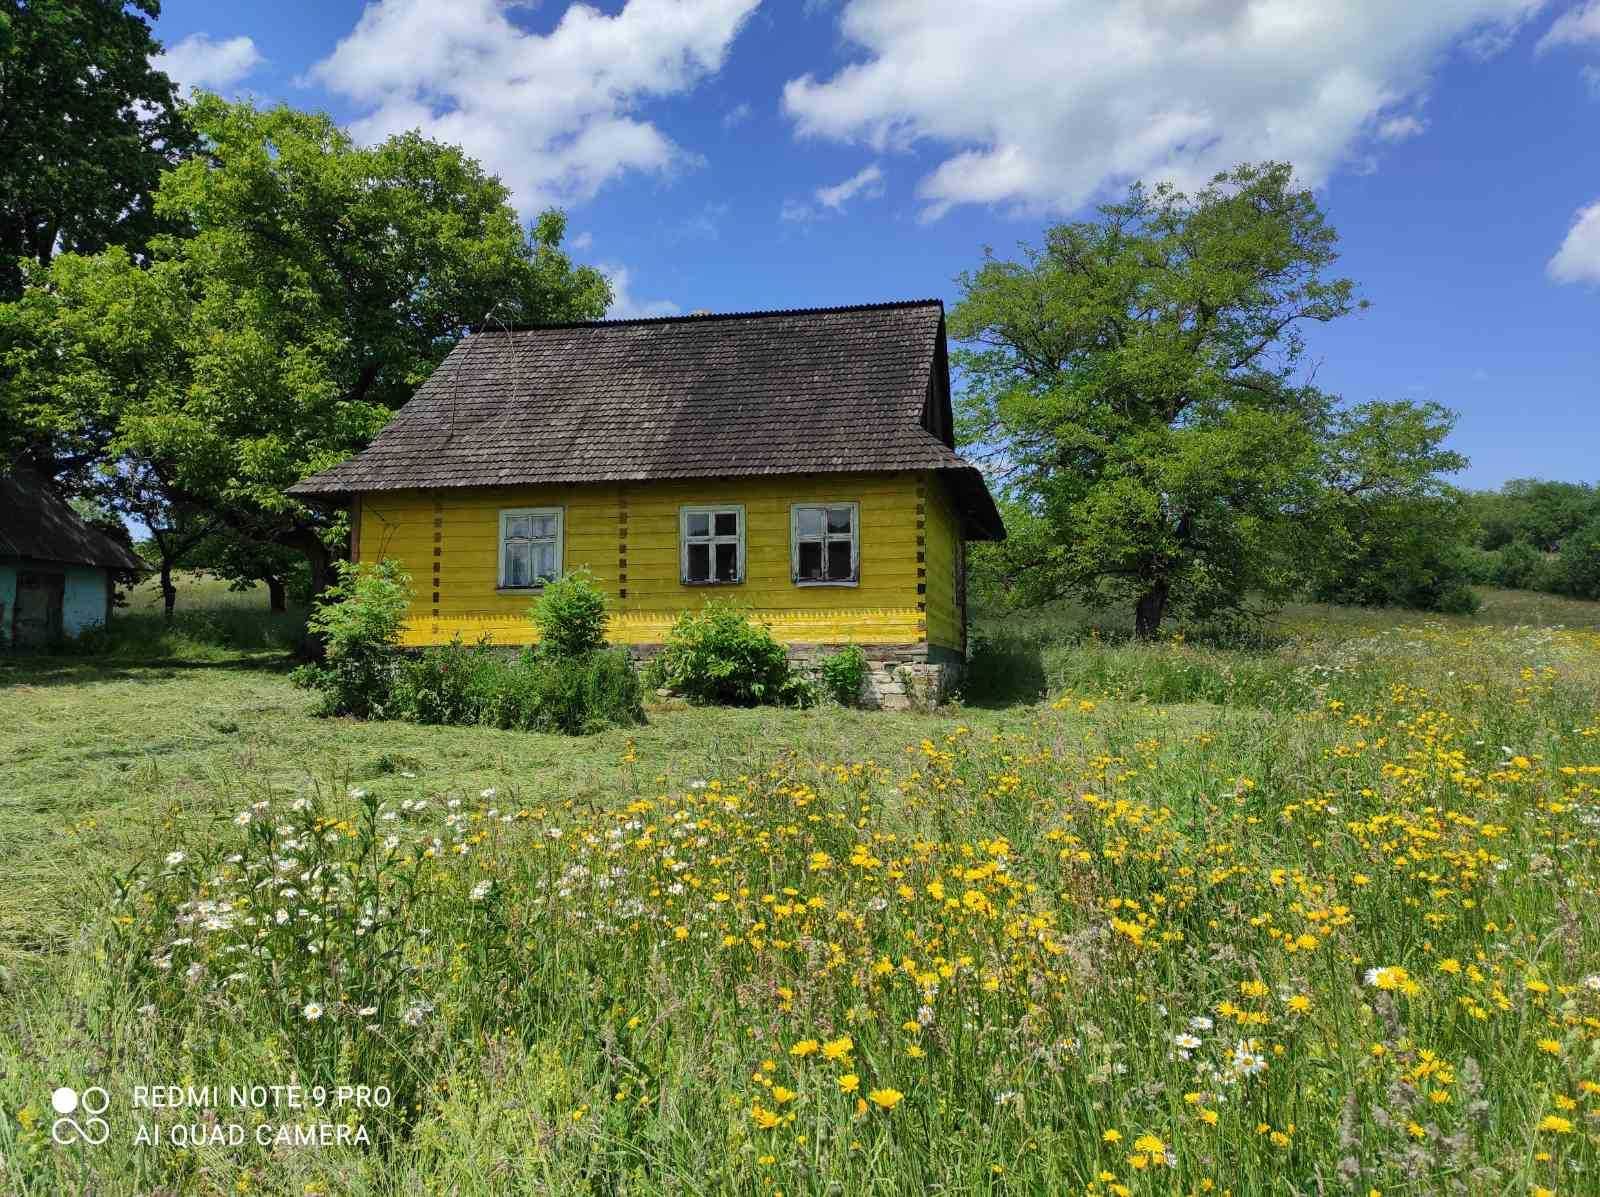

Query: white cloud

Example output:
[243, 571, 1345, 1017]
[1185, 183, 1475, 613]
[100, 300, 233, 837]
[569, 231, 594, 251]
[783, 0, 1545, 220]
[779, 197, 817, 223]
[600, 263, 680, 318]
[722, 101, 753, 127]
[310, 0, 760, 213]
[1548, 198, 1600, 284]
[153, 33, 263, 93]
[815, 162, 884, 210]
[782, 161, 885, 222]
[1376, 114, 1428, 141]
[1583, 63, 1600, 93]
[1536, 0, 1600, 51]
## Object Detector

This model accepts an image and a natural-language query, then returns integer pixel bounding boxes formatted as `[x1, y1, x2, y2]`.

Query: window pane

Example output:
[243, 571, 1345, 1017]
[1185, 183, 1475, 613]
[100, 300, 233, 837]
[715, 542, 738, 582]
[532, 541, 556, 581]
[827, 540, 852, 580]
[796, 507, 823, 538]
[797, 541, 823, 580]
[686, 543, 710, 582]
[827, 506, 853, 534]
[686, 512, 710, 538]
[506, 542, 531, 587]
[507, 515, 532, 540]
[530, 514, 557, 540]
[714, 511, 738, 537]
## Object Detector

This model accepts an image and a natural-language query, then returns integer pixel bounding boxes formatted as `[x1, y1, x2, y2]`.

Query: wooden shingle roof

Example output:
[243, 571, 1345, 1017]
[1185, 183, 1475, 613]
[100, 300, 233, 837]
[0, 470, 145, 571]
[289, 300, 1004, 539]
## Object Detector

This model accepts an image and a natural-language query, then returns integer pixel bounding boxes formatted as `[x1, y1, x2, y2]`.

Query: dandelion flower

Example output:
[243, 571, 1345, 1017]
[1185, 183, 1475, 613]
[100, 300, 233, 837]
[789, 1038, 820, 1058]
[822, 1035, 853, 1061]
[1538, 1115, 1573, 1134]
[868, 1088, 904, 1111]
[837, 1073, 860, 1094]
[1102, 1129, 1122, 1143]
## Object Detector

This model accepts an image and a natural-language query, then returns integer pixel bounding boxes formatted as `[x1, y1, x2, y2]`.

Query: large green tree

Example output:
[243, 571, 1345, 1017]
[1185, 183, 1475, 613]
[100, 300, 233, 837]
[0, 0, 193, 303]
[953, 162, 1441, 637]
[2, 94, 610, 608]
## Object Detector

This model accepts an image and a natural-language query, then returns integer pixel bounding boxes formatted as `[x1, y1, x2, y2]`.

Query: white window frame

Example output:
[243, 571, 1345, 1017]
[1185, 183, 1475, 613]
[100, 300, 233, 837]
[790, 501, 860, 587]
[497, 506, 564, 591]
[679, 504, 746, 585]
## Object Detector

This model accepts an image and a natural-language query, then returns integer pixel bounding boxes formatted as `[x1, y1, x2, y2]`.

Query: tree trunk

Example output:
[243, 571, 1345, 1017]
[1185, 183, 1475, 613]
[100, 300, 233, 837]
[264, 573, 287, 613]
[160, 559, 176, 621]
[1134, 580, 1169, 640]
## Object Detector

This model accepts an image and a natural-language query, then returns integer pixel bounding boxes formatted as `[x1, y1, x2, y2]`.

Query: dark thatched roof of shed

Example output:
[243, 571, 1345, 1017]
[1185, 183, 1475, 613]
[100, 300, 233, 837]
[0, 470, 144, 570]
[289, 300, 1004, 540]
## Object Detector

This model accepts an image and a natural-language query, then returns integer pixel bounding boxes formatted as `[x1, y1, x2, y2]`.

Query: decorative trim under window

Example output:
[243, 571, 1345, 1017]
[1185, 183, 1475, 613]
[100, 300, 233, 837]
[498, 506, 563, 590]
[680, 504, 745, 585]
[791, 502, 859, 586]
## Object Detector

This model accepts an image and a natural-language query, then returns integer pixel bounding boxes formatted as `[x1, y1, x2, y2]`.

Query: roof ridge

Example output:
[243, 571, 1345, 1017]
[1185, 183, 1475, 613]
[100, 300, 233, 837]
[470, 297, 945, 335]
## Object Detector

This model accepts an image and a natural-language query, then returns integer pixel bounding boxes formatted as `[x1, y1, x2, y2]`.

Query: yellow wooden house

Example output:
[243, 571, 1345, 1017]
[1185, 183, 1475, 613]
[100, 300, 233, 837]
[289, 300, 1004, 703]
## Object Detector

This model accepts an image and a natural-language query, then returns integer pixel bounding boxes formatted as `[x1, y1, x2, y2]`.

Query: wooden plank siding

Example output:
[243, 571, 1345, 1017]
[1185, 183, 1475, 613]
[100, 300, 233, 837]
[923, 476, 963, 652]
[356, 471, 948, 650]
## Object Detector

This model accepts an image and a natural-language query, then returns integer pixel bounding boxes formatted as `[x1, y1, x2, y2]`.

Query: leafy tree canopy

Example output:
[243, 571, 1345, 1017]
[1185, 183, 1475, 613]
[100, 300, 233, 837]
[954, 162, 1467, 635]
[2, 93, 611, 602]
[0, 0, 194, 301]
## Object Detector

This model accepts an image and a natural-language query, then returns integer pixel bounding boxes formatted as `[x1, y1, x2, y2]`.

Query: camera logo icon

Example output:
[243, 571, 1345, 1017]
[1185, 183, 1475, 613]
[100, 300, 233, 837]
[50, 1086, 110, 1146]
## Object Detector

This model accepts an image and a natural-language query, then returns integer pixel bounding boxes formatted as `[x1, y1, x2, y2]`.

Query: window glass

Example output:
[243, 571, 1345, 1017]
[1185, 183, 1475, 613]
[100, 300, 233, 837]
[793, 502, 858, 584]
[682, 507, 743, 584]
[501, 508, 561, 588]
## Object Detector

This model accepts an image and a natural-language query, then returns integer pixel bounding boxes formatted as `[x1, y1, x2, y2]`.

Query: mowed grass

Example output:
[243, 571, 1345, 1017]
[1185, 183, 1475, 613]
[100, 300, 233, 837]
[0, 586, 1597, 1194]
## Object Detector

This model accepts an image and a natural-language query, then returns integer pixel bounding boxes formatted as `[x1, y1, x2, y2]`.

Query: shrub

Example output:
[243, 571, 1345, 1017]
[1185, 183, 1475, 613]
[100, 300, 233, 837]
[1491, 540, 1542, 590]
[648, 600, 798, 706]
[819, 645, 869, 706]
[293, 559, 412, 717]
[1556, 516, 1600, 600]
[478, 648, 645, 734]
[531, 569, 609, 658]
[390, 636, 502, 725]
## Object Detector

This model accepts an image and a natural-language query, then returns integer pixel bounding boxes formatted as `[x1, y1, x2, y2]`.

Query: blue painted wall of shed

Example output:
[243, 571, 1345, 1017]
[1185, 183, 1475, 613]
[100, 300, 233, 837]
[0, 559, 110, 644]
[63, 565, 110, 635]
[0, 564, 15, 646]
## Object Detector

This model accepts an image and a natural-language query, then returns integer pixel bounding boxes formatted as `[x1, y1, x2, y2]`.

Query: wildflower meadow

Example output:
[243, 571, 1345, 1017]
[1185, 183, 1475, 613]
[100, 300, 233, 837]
[2, 595, 1599, 1194]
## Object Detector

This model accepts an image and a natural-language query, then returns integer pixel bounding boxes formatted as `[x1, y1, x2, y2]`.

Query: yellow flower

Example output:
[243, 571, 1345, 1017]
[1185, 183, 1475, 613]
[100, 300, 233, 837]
[1102, 1129, 1122, 1143]
[822, 1035, 853, 1061]
[1538, 1115, 1574, 1134]
[837, 1073, 860, 1094]
[905, 1043, 925, 1059]
[1286, 994, 1312, 1014]
[1133, 1133, 1165, 1156]
[789, 1038, 820, 1058]
[771, 1086, 797, 1105]
[751, 1104, 782, 1130]
[1537, 1038, 1561, 1056]
[868, 1088, 904, 1110]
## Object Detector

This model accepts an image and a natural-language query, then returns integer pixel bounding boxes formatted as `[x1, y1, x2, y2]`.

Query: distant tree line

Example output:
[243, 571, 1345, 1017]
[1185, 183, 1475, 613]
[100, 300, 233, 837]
[1459, 480, 1600, 601]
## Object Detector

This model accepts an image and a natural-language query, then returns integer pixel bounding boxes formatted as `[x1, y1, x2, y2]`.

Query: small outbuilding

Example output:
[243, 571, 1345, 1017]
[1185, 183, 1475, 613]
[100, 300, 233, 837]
[1, 469, 144, 648]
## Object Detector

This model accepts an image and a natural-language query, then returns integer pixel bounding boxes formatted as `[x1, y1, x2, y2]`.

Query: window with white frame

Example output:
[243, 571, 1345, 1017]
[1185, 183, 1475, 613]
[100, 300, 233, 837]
[499, 507, 562, 589]
[681, 505, 744, 584]
[791, 502, 858, 584]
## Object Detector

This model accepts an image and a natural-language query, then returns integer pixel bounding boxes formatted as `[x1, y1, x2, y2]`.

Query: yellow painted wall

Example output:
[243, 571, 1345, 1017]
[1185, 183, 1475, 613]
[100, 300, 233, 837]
[923, 476, 963, 652]
[356, 471, 947, 649]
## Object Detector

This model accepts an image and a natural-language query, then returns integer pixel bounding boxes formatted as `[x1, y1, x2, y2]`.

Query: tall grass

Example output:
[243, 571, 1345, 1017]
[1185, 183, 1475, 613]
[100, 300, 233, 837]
[3, 615, 1597, 1194]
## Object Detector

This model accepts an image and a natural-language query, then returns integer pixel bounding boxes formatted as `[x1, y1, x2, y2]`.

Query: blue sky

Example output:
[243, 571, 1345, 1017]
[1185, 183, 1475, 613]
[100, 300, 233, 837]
[147, 0, 1600, 490]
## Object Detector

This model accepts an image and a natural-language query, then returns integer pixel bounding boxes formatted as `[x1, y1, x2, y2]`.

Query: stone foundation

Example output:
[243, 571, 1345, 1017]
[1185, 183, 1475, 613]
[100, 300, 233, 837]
[629, 641, 963, 712]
